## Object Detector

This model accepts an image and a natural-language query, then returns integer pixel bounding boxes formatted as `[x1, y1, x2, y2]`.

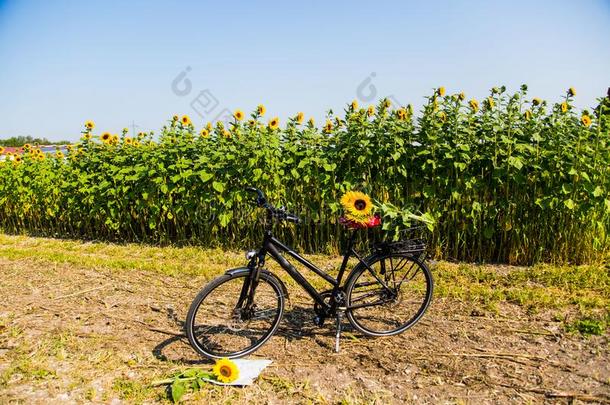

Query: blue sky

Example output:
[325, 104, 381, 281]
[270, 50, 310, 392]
[1, 0, 609, 141]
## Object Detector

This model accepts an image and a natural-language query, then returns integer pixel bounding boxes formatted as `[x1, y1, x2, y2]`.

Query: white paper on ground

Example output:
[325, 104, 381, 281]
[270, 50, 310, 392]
[201, 359, 272, 386]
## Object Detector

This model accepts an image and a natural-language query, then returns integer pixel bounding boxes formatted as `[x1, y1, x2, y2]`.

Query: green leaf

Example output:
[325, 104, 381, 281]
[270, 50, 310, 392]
[212, 181, 225, 193]
[171, 381, 186, 403]
[198, 171, 213, 183]
[563, 199, 575, 210]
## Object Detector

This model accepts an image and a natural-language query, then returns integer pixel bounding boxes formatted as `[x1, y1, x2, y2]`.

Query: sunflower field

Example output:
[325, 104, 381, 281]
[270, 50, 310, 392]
[0, 85, 608, 264]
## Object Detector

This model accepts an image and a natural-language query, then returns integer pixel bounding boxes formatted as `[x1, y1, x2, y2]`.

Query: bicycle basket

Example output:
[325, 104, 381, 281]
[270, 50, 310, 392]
[372, 238, 427, 255]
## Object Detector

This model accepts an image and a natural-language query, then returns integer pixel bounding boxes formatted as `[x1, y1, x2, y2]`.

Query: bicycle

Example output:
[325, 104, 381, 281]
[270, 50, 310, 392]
[185, 187, 433, 359]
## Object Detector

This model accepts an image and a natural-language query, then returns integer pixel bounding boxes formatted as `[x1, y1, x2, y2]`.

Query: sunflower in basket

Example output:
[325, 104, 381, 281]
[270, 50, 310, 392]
[340, 191, 379, 227]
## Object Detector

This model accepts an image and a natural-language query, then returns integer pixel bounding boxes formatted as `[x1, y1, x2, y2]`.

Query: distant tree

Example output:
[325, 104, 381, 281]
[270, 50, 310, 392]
[0, 135, 70, 147]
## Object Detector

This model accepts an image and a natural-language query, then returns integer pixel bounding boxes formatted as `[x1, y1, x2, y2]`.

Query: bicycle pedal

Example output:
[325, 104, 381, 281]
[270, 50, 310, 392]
[313, 315, 325, 327]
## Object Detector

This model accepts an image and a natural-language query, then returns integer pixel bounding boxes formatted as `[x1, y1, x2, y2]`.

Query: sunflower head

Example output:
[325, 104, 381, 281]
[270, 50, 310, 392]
[308, 117, 315, 126]
[122, 127, 129, 134]
[14, 155, 22, 163]
[438, 111, 447, 122]
[323, 119, 333, 133]
[568, 87, 576, 97]
[438, 86, 446, 97]
[469, 99, 479, 112]
[532, 97, 542, 106]
[181, 115, 191, 126]
[296, 112, 304, 124]
[351, 99, 359, 110]
[458, 92, 465, 101]
[213, 358, 239, 383]
[85, 120, 95, 130]
[223, 129, 231, 138]
[200, 129, 209, 137]
[172, 115, 179, 122]
[124, 137, 133, 145]
[524, 110, 532, 121]
[268, 117, 279, 130]
[206, 122, 213, 131]
[487, 97, 495, 109]
[561, 102, 568, 113]
[581, 114, 592, 127]
[396, 108, 407, 120]
[101, 132, 111, 142]
[55, 151, 64, 159]
[367, 105, 375, 117]
[0, 147, 4, 154]
[340, 191, 373, 224]
[257, 104, 266, 117]
[383, 98, 391, 109]
[234, 110, 244, 121]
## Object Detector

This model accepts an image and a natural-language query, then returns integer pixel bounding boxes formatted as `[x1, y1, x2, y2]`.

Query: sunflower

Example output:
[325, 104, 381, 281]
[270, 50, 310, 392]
[85, 120, 95, 130]
[383, 99, 391, 109]
[200, 129, 209, 137]
[351, 100, 359, 110]
[532, 98, 542, 106]
[181, 115, 191, 126]
[524, 110, 532, 120]
[296, 112, 304, 124]
[82, 133, 92, 140]
[438, 86, 446, 97]
[438, 111, 447, 122]
[212, 358, 239, 383]
[323, 119, 333, 133]
[124, 137, 133, 145]
[137, 132, 145, 138]
[56, 151, 64, 159]
[308, 117, 315, 126]
[581, 114, 592, 127]
[568, 87, 576, 97]
[487, 97, 495, 109]
[101, 132, 112, 142]
[257, 104, 266, 116]
[0, 147, 4, 154]
[234, 110, 244, 121]
[268, 117, 279, 130]
[367, 105, 375, 117]
[223, 129, 231, 138]
[469, 99, 479, 112]
[340, 191, 373, 224]
[14, 155, 22, 163]
[561, 102, 568, 113]
[206, 122, 213, 131]
[122, 127, 129, 134]
[23, 143, 32, 150]
[172, 115, 179, 122]
[112, 135, 119, 144]
[458, 92, 465, 101]
[396, 108, 407, 120]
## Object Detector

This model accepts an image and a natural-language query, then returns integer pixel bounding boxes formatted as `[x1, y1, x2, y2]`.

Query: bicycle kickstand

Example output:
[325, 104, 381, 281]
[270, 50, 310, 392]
[334, 311, 344, 353]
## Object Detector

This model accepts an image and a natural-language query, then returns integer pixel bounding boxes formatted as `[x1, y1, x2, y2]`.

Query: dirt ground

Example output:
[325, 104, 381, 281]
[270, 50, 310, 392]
[0, 240, 609, 404]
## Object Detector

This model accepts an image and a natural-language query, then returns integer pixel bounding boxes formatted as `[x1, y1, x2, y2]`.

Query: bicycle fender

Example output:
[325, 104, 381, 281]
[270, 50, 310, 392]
[224, 267, 289, 299]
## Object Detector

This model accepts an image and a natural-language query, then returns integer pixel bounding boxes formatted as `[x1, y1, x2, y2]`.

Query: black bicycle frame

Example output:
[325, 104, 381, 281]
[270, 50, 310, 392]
[246, 229, 394, 312]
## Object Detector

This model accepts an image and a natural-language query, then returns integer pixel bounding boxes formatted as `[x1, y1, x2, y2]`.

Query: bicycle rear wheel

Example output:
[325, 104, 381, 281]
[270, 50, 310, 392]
[345, 253, 433, 336]
[185, 271, 285, 359]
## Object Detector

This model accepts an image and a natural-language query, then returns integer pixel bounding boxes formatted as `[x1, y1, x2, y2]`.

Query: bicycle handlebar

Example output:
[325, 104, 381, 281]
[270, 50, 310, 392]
[244, 187, 301, 224]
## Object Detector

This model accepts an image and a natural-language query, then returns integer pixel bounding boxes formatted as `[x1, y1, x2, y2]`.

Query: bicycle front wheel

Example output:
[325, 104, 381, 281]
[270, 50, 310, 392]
[345, 253, 433, 336]
[185, 271, 285, 359]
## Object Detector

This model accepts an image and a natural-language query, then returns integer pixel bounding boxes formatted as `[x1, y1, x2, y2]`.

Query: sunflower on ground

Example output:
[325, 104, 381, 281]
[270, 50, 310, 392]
[212, 358, 239, 383]
[296, 112, 304, 124]
[85, 120, 95, 130]
[581, 114, 592, 127]
[268, 117, 279, 130]
[340, 191, 374, 225]
[234, 110, 245, 121]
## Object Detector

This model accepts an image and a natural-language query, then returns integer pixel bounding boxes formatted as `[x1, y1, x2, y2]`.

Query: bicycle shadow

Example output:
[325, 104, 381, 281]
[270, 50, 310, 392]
[152, 304, 356, 364]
